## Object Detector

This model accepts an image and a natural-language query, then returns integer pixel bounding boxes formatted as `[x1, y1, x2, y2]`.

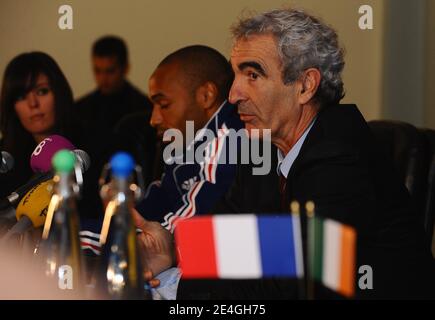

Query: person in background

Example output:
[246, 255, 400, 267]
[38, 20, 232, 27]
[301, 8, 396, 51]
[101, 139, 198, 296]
[75, 35, 156, 220]
[0, 51, 78, 198]
[0, 51, 101, 257]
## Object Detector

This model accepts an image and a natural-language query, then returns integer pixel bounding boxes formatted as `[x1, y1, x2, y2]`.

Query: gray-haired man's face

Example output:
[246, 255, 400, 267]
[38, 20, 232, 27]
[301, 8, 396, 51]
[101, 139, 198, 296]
[229, 34, 301, 144]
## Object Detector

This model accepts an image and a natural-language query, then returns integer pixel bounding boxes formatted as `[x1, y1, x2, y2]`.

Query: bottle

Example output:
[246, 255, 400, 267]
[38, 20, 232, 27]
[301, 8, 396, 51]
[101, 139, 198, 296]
[40, 149, 84, 294]
[98, 152, 150, 299]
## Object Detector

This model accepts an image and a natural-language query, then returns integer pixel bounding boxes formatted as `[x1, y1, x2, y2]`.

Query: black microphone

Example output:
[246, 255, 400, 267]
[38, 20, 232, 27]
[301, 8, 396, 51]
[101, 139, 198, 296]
[0, 171, 53, 211]
[0, 151, 14, 174]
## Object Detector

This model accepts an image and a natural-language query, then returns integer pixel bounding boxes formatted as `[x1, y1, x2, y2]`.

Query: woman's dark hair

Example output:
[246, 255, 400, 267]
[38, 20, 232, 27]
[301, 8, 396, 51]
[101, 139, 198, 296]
[0, 51, 76, 156]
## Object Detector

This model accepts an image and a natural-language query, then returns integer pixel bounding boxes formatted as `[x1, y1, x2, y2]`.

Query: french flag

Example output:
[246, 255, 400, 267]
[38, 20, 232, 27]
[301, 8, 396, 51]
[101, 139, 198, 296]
[175, 214, 304, 279]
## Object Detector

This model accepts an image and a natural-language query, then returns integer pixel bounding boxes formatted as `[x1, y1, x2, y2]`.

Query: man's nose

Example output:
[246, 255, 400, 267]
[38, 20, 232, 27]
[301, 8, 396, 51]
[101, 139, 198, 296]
[150, 106, 162, 128]
[228, 79, 244, 105]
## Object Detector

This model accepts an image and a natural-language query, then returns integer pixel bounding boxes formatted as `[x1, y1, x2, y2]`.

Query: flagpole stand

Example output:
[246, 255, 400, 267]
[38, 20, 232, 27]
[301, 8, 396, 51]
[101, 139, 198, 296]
[290, 201, 307, 300]
[306, 201, 316, 300]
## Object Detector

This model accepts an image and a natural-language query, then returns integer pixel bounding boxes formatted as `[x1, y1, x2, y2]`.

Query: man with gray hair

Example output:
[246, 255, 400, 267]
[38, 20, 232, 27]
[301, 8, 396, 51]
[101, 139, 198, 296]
[227, 8, 434, 299]
[136, 8, 434, 300]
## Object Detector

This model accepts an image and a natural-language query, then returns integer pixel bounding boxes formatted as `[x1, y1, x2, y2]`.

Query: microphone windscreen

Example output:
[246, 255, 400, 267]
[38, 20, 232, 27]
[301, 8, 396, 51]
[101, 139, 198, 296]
[30, 135, 75, 172]
[15, 180, 53, 228]
[0, 151, 14, 173]
[73, 149, 91, 172]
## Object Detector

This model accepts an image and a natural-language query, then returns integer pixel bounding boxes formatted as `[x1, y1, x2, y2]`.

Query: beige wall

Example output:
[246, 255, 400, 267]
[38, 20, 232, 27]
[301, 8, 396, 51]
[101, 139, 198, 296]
[0, 0, 425, 125]
[425, 0, 435, 129]
[382, 0, 426, 127]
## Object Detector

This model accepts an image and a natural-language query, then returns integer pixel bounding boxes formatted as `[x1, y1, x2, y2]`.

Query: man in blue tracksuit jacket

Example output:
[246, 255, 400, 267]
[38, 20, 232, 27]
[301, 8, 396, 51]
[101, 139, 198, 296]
[135, 45, 243, 233]
[80, 45, 243, 256]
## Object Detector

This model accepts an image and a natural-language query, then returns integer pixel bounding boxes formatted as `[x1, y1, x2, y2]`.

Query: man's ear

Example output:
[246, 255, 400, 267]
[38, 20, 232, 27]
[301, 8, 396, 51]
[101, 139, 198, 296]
[298, 68, 321, 105]
[196, 82, 218, 110]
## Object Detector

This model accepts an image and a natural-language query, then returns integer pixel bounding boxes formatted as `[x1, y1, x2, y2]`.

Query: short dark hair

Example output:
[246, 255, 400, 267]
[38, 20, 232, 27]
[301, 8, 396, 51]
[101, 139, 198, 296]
[92, 36, 128, 67]
[157, 45, 234, 104]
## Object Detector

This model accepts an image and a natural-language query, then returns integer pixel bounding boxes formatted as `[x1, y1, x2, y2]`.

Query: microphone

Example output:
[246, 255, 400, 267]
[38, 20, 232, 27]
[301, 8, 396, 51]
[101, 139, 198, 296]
[30, 135, 75, 173]
[73, 149, 91, 173]
[0, 133, 63, 210]
[69, 149, 91, 188]
[1, 180, 53, 241]
[0, 171, 53, 210]
[0, 151, 14, 173]
[0, 134, 75, 208]
[0, 149, 90, 211]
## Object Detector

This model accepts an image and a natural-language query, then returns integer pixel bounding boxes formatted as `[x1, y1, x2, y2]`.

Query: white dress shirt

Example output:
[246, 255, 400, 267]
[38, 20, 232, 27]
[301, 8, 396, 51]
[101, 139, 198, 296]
[277, 118, 317, 178]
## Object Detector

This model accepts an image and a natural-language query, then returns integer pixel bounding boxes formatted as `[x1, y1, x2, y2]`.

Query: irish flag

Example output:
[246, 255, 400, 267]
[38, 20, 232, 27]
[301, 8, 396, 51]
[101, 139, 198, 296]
[309, 217, 357, 298]
[175, 214, 304, 279]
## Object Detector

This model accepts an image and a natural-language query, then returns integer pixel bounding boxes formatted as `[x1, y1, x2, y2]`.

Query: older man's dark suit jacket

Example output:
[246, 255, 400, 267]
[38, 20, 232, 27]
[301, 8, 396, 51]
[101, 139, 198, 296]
[177, 104, 434, 299]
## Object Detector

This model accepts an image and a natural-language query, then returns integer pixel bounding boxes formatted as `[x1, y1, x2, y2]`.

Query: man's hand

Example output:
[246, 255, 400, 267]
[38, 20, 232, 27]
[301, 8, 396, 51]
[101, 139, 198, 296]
[144, 271, 160, 288]
[132, 209, 176, 284]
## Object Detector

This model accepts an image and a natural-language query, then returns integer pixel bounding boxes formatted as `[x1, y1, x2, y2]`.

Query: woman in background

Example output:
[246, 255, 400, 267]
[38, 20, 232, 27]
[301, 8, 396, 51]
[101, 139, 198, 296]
[0, 51, 79, 198]
[0, 52, 102, 261]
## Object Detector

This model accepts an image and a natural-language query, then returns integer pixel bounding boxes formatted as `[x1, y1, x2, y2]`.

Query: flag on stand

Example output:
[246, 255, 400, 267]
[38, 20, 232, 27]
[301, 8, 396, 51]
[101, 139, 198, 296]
[309, 216, 357, 298]
[175, 214, 304, 279]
